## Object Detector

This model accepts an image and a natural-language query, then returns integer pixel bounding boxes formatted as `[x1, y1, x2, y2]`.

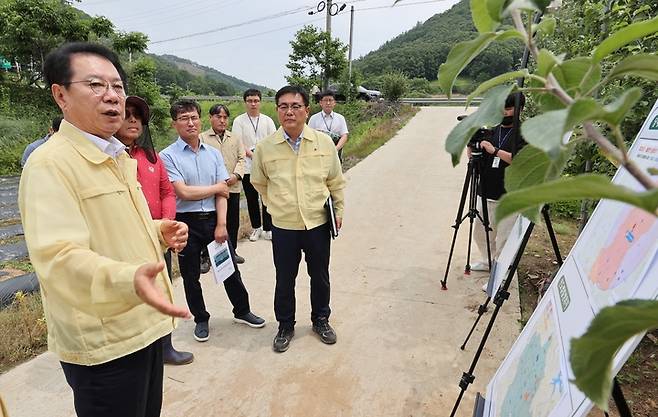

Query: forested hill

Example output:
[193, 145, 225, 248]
[354, 0, 522, 83]
[152, 54, 267, 95]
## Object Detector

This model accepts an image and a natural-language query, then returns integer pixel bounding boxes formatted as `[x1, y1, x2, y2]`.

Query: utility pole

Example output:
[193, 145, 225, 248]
[323, 0, 333, 90]
[348, 5, 354, 85]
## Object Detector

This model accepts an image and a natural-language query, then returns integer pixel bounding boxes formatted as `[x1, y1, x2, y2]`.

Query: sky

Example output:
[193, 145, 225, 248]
[74, 0, 462, 89]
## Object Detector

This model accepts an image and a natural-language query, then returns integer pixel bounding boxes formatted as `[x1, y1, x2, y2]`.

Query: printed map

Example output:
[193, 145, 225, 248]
[493, 299, 565, 417]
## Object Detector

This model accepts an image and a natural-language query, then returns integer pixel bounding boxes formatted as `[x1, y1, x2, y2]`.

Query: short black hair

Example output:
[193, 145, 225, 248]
[319, 90, 336, 100]
[275, 85, 309, 107]
[505, 92, 525, 109]
[170, 99, 201, 120]
[52, 116, 63, 132]
[209, 103, 230, 117]
[43, 42, 127, 88]
[243, 89, 262, 101]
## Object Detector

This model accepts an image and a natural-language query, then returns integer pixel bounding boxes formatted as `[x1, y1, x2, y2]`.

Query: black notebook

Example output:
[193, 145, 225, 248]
[325, 196, 339, 239]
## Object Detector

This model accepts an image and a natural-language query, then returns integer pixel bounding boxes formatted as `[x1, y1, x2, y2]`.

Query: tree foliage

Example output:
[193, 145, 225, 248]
[380, 72, 409, 102]
[0, 0, 116, 86]
[285, 25, 348, 91]
[112, 31, 149, 63]
[355, 0, 523, 86]
[436, 0, 658, 412]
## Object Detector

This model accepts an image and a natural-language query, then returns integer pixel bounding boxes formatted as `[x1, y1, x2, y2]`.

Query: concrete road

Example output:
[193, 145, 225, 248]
[0, 107, 520, 417]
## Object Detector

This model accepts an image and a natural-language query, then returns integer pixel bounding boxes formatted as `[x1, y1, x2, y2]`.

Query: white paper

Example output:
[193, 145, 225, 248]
[207, 240, 235, 284]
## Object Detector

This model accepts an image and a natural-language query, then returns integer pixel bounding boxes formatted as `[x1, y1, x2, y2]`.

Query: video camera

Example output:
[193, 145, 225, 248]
[457, 115, 493, 154]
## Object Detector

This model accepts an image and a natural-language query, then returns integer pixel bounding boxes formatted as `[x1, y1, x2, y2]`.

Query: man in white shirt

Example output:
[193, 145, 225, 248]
[231, 89, 277, 241]
[308, 91, 349, 161]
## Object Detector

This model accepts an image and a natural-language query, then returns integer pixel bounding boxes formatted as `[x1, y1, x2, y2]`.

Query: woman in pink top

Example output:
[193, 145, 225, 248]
[116, 96, 193, 366]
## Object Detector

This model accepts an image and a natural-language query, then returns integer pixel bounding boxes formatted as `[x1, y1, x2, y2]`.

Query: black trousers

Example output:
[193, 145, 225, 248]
[176, 211, 251, 323]
[242, 174, 272, 231]
[227, 192, 240, 250]
[272, 223, 331, 329]
[61, 339, 163, 417]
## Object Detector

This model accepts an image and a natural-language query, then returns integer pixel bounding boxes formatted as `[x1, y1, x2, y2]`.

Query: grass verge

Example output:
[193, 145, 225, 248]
[0, 292, 47, 374]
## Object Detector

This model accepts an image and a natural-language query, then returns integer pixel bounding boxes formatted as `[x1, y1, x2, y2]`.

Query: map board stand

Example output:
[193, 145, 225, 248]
[449, 222, 535, 417]
[472, 393, 486, 417]
[607, 379, 633, 417]
[441, 149, 494, 291]
[460, 205, 564, 351]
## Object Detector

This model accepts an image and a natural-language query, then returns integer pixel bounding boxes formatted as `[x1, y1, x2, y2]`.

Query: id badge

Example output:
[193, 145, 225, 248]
[492, 156, 501, 168]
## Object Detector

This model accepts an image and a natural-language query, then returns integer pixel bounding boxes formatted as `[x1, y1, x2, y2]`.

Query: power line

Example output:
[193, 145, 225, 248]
[166, 16, 326, 53]
[111, 0, 219, 25]
[157, 0, 448, 52]
[149, 3, 319, 45]
[359, 0, 450, 12]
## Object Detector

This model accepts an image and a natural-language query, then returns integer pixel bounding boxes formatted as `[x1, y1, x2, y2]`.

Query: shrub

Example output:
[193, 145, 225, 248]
[380, 72, 409, 102]
[0, 116, 45, 175]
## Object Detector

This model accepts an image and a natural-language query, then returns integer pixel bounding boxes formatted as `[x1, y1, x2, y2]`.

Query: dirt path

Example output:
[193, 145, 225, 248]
[0, 107, 521, 417]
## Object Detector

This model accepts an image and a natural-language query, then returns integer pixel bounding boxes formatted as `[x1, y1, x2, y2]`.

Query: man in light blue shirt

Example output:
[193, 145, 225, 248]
[21, 116, 63, 167]
[160, 99, 265, 343]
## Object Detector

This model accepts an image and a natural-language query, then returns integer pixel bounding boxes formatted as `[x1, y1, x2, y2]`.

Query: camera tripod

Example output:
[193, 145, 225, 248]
[441, 146, 492, 290]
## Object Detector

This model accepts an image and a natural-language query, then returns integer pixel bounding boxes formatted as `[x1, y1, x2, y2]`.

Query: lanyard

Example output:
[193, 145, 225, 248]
[497, 127, 512, 149]
[322, 113, 333, 132]
[248, 115, 259, 136]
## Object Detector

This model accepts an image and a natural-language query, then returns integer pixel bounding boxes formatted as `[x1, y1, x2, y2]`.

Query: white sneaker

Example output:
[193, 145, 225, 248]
[470, 262, 489, 272]
[263, 231, 272, 240]
[249, 227, 262, 241]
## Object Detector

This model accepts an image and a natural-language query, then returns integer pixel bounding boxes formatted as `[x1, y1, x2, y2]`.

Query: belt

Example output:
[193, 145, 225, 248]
[177, 211, 216, 220]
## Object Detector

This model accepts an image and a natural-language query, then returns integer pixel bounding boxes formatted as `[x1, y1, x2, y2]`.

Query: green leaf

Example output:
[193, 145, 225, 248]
[521, 109, 569, 158]
[552, 57, 601, 96]
[570, 300, 658, 410]
[471, 0, 500, 33]
[533, 17, 556, 37]
[608, 54, 658, 81]
[593, 16, 658, 63]
[445, 84, 514, 166]
[486, 0, 507, 22]
[536, 49, 561, 78]
[496, 174, 658, 222]
[438, 30, 523, 97]
[565, 89, 642, 129]
[466, 70, 528, 107]
[504, 0, 541, 13]
[505, 143, 574, 193]
[599, 88, 643, 125]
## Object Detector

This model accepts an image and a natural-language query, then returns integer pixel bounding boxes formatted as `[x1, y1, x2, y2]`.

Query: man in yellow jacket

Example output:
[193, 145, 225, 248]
[18, 42, 190, 417]
[251, 85, 346, 353]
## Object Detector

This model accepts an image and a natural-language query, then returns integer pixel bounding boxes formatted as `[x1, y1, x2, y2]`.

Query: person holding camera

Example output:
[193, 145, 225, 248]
[471, 92, 526, 272]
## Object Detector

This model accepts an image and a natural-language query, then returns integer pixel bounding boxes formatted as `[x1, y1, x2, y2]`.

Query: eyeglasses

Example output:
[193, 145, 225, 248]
[277, 103, 305, 112]
[245, 99, 261, 104]
[321, 99, 336, 103]
[64, 79, 126, 97]
[176, 115, 200, 123]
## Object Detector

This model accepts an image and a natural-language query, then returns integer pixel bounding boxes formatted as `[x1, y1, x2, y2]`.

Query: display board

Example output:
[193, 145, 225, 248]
[482, 99, 658, 417]
[484, 215, 531, 297]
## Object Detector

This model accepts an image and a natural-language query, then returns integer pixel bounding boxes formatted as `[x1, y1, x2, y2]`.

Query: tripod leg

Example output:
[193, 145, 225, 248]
[542, 205, 564, 266]
[442, 161, 475, 290]
[448, 223, 535, 417]
[460, 297, 491, 350]
[476, 166, 493, 270]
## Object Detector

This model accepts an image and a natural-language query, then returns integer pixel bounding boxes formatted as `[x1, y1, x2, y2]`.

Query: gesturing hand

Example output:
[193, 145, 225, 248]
[134, 262, 192, 319]
[161, 220, 188, 252]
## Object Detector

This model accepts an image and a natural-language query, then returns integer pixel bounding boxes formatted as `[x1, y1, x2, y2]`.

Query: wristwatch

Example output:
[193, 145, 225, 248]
[493, 147, 500, 156]
[234, 173, 242, 181]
